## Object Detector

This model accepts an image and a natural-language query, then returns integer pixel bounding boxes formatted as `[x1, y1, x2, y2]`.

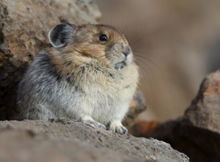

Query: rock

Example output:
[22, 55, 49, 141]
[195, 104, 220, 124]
[129, 120, 160, 137]
[184, 70, 220, 133]
[149, 119, 220, 162]
[0, 128, 124, 162]
[0, 120, 189, 162]
[135, 71, 220, 162]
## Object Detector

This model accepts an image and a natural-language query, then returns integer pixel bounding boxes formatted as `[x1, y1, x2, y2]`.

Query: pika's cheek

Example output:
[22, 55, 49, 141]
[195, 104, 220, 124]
[126, 53, 133, 64]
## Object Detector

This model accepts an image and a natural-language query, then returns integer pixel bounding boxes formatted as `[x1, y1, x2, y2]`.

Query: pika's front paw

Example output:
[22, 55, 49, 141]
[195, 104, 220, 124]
[79, 116, 106, 130]
[108, 121, 128, 135]
[84, 120, 106, 129]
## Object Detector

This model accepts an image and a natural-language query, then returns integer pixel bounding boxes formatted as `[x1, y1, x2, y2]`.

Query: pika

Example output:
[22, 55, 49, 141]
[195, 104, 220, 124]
[17, 23, 139, 134]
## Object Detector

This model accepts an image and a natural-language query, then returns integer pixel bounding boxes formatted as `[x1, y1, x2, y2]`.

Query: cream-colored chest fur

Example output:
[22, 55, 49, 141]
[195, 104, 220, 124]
[77, 63, 139, 124]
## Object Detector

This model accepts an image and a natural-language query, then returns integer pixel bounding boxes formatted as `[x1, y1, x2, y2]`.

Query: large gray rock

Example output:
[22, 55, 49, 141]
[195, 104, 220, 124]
[0, 120, 189, 162]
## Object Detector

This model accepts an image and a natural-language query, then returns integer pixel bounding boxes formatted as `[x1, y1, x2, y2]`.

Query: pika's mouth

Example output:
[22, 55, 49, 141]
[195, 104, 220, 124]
[113, 50, 133, 70]
[114, 61, 127, 70]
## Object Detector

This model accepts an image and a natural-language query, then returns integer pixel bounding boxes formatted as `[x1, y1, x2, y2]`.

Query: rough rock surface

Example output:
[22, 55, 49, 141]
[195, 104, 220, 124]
[0, 120, 189, 162]
[184, 70, 220, 133]
[135, 71, 220, 162]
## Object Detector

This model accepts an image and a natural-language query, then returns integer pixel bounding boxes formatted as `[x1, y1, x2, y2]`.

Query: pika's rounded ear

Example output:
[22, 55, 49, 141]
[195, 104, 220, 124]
[48, 23, 76, 48]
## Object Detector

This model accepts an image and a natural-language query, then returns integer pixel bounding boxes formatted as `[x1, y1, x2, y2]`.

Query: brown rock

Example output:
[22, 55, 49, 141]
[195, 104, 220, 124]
[0, 120, 189, 162]
[184, 70, 220, 133]
[139, 71, 220, 162]
[129, 120, 160, 137]
[0, 128, 124, 162]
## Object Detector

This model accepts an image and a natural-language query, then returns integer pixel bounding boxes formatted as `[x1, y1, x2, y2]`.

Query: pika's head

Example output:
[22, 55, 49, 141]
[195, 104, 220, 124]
[48, 23, 133, 69]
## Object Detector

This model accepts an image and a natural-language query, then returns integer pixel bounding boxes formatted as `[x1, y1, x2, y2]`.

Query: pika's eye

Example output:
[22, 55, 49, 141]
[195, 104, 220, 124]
[99, 34, 108, 42]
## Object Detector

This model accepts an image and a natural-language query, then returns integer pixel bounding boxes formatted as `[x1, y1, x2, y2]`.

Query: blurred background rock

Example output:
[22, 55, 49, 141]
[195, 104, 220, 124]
[97, 0, 220, 121]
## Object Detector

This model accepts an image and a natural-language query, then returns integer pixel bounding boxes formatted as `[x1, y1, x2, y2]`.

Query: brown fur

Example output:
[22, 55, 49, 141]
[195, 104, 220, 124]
[47, 24, 129, 82]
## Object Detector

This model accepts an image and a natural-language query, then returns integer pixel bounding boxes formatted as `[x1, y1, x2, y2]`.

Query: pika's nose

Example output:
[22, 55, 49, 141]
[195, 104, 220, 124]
[123, 47, 131, 57]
